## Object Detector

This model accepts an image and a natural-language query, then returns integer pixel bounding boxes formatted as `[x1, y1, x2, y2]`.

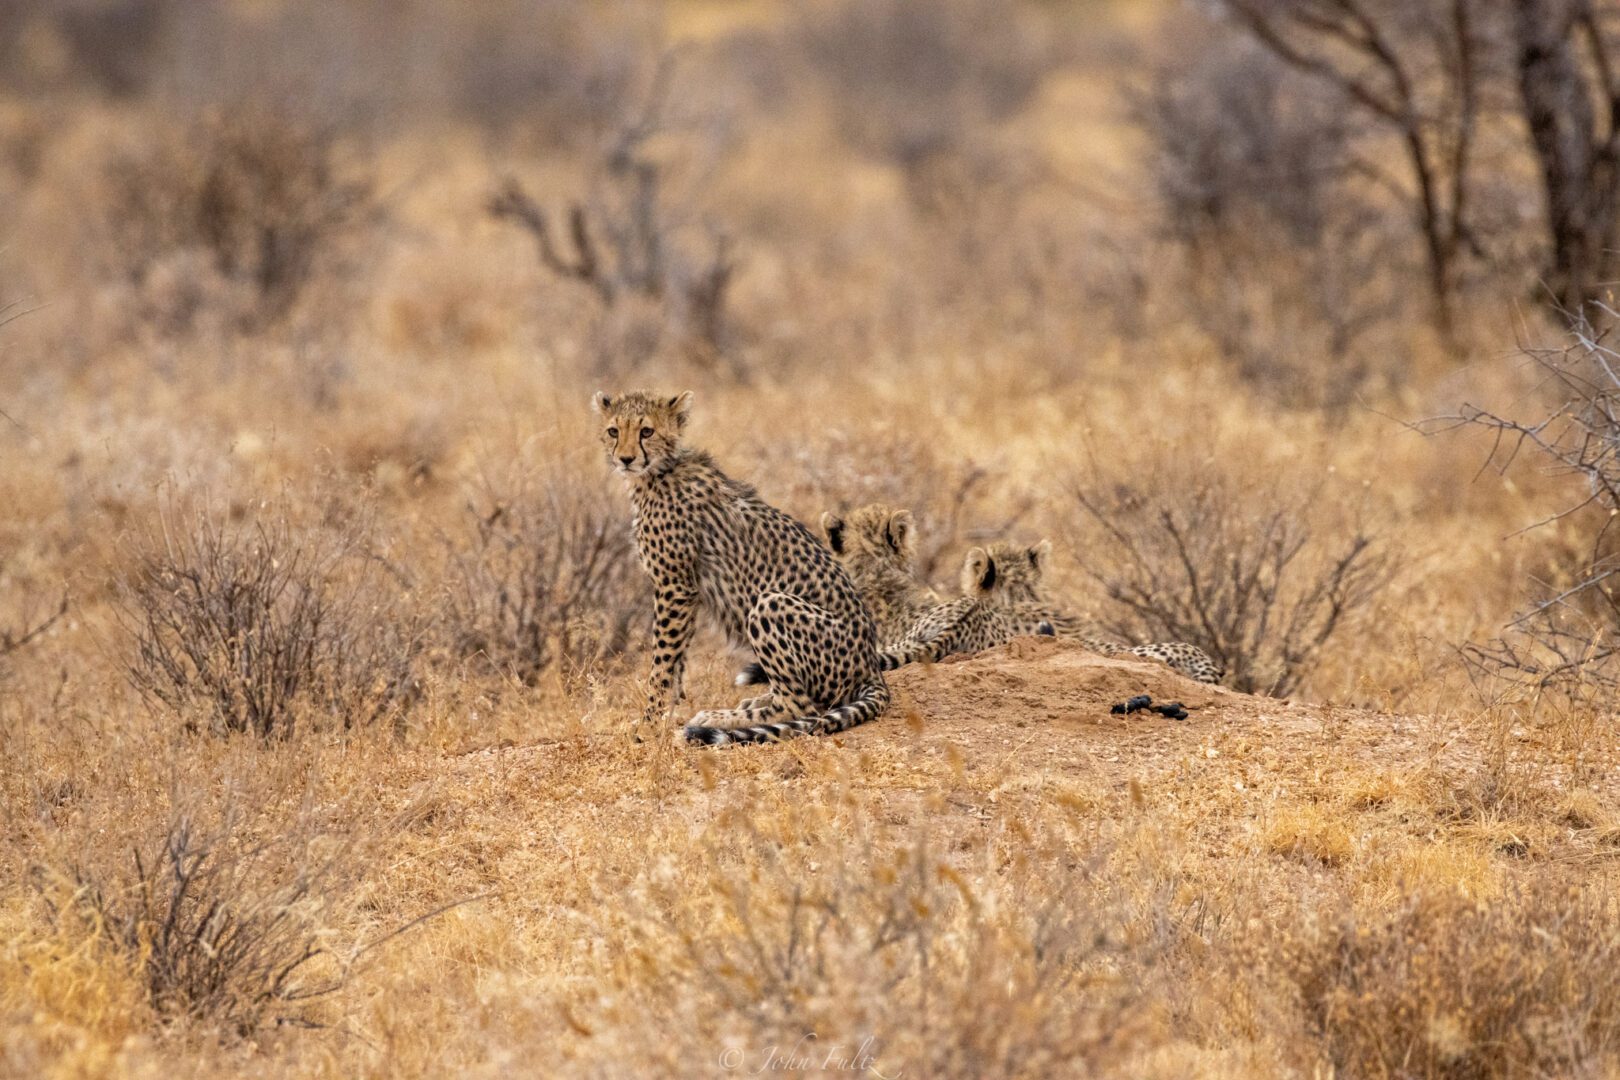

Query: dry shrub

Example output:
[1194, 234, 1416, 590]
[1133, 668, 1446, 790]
[1068, 452, 1395, 696]
[1445, 317, 1620, 694]
[1136, 22, 1408, 405]
[439, 471, 647, 688]
[36, 813, 343, 1035]
[1258, 880, 1620, 1078]
[0, 0, 168, 98]
[1263, 805, 1354, 867]
[450, 0, 656, 138]
[98, 106, 375, 335]
[117, 506, 421, 736]
[0, 586, 65, 675]
[609, 801, 1160, 1078]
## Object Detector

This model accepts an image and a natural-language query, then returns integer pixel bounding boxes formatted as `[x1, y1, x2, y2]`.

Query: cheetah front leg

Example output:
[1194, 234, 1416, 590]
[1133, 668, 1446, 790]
[641, 585, 698, 729]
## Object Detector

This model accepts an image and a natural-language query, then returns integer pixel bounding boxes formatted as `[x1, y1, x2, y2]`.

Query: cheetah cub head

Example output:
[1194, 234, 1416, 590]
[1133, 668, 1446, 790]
[592, 390, 693, 477]
[821, 503, 916, 573]
[962, 539, 1052, 604]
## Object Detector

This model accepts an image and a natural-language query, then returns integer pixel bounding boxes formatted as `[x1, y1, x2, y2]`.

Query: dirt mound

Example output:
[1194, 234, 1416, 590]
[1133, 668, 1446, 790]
[850, 635, 1440, 791]
[892, 634, 1226, 725]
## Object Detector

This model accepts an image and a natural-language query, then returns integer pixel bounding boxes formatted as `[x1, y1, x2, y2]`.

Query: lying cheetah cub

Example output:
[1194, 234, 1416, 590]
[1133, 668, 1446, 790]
[815, 504, 1223, 684]
[972, 540, 1224, 685]
[877, 544, 1057, 669]
[595, 390, 889, 745]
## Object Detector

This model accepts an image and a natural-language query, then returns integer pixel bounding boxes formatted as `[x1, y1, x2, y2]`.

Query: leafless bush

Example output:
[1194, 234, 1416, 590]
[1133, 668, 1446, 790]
[1443, 316, 1620, 691]
[99, 106, 375, 334]
[0, 588, 66, 671]
[1256, 879, 1620, 1079]
[38, 812, 342, 1034]
[1141, 30, 1355, 250]
[439, 473, 647, 687]
[451, 0, 655, 138]
[0, 0, 169, 98]
[117, 507, 420, 736]
[1068, 458, 1395, 696]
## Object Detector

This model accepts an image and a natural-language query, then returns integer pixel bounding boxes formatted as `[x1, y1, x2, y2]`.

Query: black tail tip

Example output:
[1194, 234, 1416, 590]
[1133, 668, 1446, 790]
[1037, 621, 1055, 636]
[682, 725, 730, 746]
[734, 662, 767, 687]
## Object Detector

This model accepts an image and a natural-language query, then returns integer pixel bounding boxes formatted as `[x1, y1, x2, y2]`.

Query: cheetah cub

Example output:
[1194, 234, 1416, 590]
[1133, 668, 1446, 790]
[734, 503, 940, 688]
[876, 543, 1058, 669]
[973, 540, 1225, 685]
[816, 504, 1223, 684]
[820, 505, 943, 643]
[595, 390, 890, 746]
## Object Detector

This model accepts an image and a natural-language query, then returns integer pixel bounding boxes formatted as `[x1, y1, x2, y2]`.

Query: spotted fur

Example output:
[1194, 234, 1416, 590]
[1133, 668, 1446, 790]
[972, 540, 1225, 685]
[818, 506, 1223, 684]
[596, 390, 889, 746]
[821, 504, 943, 641]
[876, 545, 1056, 670]
[735, 503, 940, 688]
[792, 502, 1049, 669]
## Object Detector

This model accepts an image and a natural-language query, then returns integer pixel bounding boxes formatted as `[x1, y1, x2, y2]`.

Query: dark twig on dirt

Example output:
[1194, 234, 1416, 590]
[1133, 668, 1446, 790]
[1109, 695, 1189, 721]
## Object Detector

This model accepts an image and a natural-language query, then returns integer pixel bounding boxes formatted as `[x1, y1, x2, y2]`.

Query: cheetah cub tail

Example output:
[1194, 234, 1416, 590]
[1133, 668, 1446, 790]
[682, 680, 891, 747]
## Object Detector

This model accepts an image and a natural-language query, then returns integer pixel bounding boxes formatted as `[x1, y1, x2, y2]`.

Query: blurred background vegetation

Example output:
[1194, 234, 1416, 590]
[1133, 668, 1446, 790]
[5, 3, 1620, 1077]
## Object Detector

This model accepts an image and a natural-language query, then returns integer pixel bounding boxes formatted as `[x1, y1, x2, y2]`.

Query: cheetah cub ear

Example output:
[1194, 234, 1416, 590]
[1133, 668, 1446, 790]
[668, 390, 694, 427]
[821, 512, 846, 554]
[1028, 538, 1053, 570]
[884, 510, 914, 558]
[592, 391, 613, 414]
[963, 546, 995, 595]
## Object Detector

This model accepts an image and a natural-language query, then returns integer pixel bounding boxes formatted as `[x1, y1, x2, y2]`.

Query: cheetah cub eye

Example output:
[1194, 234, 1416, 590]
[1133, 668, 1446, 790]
[640, 426, 654, 438]
[607, 427, 619, 438]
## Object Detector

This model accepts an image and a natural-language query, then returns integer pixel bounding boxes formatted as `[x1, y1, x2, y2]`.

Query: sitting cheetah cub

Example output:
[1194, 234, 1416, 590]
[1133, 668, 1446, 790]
[735, 503, 939, 688]
[595, 390, 890, 746]
[821, 505, 943, 643]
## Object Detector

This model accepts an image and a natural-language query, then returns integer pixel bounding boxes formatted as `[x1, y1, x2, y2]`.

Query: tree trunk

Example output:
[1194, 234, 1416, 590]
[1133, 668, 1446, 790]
[1512, 0, 1620, 317]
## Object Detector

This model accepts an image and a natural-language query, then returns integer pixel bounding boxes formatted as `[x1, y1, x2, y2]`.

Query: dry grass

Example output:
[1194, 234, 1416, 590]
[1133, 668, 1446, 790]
[3, 1, 1619, 1077]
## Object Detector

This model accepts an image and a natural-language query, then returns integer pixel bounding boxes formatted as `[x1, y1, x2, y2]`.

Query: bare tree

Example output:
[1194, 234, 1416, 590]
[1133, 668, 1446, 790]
[1221, 0, 1489, 340]
[1511, 0, 1620, 318]
[489, 54, 738, 368]
[1136, 26, 1407, 403]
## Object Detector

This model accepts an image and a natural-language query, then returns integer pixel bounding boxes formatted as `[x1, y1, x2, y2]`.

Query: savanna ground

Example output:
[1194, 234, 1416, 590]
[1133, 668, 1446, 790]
[3, 1, 1620, 1076]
